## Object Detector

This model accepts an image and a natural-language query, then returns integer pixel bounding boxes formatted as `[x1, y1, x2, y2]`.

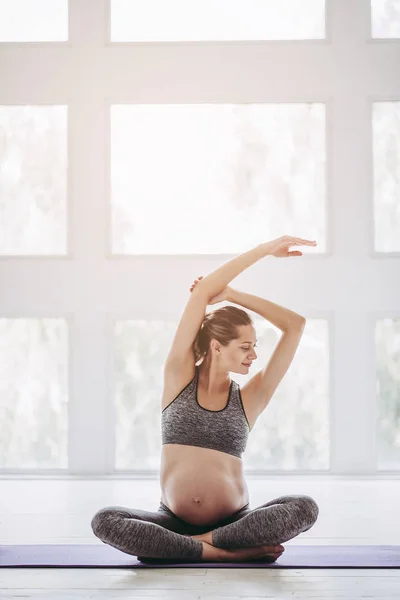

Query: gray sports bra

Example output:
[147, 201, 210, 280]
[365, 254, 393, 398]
[162, 365, 250, 459]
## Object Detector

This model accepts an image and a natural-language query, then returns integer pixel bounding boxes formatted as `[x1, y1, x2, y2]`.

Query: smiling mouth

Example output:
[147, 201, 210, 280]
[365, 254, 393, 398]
[243, 363, 252, 366]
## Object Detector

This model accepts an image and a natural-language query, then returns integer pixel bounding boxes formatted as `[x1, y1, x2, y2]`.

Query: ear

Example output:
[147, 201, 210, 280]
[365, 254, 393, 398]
[210, 340, 219, 354]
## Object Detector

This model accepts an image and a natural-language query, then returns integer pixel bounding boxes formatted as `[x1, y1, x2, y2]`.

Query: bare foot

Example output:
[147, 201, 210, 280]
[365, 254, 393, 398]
[222, 544, 284, 563]
[200, 541, 284, 563]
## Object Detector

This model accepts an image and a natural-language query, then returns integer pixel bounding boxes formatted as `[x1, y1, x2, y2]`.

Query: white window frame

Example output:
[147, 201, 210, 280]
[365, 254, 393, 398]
[0, 0, 399, 479]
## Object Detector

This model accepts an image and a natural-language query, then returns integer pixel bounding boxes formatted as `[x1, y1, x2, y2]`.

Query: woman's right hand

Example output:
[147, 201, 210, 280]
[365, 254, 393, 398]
[189, 275, 204, 293]
[264, 235, 317, 258]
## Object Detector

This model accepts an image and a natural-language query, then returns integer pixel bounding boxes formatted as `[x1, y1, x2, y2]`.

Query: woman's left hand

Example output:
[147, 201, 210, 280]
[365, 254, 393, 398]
[264, 235, 317, 258]
[189, 276, 230, 305]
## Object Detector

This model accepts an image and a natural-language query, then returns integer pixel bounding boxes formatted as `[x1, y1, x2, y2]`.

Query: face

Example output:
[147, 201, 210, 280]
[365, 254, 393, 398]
[210, 324, 258, 373]
[234, 325, 258, 372]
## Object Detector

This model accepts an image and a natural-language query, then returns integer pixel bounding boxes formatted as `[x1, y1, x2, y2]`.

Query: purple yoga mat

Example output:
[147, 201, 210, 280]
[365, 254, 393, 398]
[1, 545, 400, 568]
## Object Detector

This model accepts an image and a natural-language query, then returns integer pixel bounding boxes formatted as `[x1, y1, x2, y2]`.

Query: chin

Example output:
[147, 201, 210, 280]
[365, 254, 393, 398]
[230, 364, 250, 373]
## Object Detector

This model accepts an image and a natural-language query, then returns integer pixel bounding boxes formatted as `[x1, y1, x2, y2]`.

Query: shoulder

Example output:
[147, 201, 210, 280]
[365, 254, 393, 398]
[162, 363, 198, 412]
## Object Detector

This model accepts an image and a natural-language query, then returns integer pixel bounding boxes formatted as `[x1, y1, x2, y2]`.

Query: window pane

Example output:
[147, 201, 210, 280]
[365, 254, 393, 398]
[243, 319, 329, 471]
[111, 0, 325, 42]
[0, 319, 68, 469]
[114, 320, 172, 471]
[0, 0, 68, 42]
[0, 105, 67, 256]
[371, 0, 400, 38]
[114, 318, 329, 471]
[372, 102, 400, 252]
[111, 104, 325, 255]
[376, 319, 400, 469]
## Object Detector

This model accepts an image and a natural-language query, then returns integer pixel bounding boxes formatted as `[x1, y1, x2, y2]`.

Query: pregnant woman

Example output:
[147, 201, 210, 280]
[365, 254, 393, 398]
[91, 236, 320, 563]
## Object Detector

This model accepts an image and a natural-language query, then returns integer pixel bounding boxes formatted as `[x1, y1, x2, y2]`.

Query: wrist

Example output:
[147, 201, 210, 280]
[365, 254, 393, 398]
[260, 242, 272, 256]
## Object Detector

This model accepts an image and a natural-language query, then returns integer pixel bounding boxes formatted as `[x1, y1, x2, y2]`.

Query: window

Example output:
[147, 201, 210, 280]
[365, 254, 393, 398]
[0, 0, 68, 42]
[111, 0, 326, 42]
[1, 2, 398, 475]
[0, 318, 68, 469]
[372, 102, 400, 252]
[371, 0, 400, 38]
[111, 103, 325, 255]
[0, 106, 68, 256]
[376, 319, 400, 469]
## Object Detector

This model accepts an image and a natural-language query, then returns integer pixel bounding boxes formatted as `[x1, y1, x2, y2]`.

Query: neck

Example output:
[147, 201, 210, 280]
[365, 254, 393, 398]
[197, 363, 231, 395]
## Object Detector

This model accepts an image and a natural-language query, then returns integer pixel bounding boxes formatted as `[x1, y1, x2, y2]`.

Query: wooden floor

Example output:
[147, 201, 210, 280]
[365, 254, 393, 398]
[1, 477, 399, 599]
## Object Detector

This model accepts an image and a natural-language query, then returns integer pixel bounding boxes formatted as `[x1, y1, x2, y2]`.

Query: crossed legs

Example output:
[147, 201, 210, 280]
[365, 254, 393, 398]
[91, 494, 319, 561]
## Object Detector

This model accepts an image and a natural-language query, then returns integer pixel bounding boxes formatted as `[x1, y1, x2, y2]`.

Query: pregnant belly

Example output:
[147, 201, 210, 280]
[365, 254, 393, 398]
[161, 448, 249, 526]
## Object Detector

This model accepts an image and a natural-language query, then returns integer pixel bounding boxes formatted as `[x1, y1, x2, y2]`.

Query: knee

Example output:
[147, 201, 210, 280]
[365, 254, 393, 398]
[91, 506, 116, 536]
[298, 495, 319, 525]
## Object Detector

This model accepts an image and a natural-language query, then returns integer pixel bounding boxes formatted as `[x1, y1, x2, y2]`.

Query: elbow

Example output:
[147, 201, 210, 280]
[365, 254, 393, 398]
[288, 316, 306, 330]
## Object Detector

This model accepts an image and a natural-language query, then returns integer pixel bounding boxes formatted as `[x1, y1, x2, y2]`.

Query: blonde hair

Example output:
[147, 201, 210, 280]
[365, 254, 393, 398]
[193, 306, 253, 363]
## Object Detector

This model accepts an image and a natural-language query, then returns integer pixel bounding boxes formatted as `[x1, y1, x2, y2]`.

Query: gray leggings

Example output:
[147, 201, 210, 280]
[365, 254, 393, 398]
[91, 494, 319, 562]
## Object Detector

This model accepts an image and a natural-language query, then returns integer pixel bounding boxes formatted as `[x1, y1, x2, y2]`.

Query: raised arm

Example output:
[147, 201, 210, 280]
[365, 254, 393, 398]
[226, 288, 305, 332]
[196, 243, 268, 301]
[195, 236, 316, 302]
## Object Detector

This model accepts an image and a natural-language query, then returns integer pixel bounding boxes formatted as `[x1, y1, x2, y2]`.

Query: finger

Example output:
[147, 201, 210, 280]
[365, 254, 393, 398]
[295, 238, 316, 244]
